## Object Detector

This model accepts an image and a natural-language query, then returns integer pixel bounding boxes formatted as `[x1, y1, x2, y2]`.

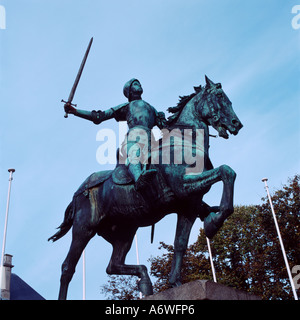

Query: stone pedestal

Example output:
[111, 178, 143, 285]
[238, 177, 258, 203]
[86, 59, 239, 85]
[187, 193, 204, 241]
[143, 280, 261, 300]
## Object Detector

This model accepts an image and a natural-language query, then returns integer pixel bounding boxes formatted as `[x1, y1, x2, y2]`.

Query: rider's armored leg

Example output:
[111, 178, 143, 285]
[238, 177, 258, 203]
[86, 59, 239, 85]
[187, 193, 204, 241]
[128, 163, 157, 191]
[128, 162, 143, 182]
[127, 141, 157, 191]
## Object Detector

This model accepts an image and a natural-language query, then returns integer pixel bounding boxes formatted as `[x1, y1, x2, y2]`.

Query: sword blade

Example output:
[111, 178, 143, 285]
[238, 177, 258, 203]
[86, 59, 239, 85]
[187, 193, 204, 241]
[67, 37, 93, 103]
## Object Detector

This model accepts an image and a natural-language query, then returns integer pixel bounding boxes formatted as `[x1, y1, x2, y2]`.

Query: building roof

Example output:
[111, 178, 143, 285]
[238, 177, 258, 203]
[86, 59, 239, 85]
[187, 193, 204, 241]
[9, 273, 45, 300]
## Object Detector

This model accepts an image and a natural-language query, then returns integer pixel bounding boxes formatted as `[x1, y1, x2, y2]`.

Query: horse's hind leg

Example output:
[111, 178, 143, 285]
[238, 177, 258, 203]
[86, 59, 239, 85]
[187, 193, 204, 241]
[169, 213, 197, 287]
[59, 222, 95, 300]
[106, 228, 153, 296]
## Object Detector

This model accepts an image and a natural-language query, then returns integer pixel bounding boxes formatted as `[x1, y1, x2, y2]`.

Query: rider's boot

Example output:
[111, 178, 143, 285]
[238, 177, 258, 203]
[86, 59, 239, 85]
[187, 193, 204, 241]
[128, 163, 157, 191]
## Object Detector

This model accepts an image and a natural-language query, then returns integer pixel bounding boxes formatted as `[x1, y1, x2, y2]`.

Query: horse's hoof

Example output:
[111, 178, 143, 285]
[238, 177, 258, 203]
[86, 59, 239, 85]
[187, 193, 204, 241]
[204, 212, 224, 239]
[138, 279, 153, 296]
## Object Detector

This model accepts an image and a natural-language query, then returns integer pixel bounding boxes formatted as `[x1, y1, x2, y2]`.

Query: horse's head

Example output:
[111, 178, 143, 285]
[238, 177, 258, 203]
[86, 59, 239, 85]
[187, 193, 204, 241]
[197, 76, 243, 139]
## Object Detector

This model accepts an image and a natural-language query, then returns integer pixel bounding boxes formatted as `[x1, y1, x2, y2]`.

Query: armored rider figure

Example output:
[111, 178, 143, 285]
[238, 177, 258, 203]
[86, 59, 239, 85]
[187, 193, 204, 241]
[64, 78, 167, 190]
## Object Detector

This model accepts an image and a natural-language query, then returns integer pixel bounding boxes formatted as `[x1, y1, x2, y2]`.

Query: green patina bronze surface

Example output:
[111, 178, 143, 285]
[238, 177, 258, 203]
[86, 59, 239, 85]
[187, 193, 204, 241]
[50, 75, 243, 300]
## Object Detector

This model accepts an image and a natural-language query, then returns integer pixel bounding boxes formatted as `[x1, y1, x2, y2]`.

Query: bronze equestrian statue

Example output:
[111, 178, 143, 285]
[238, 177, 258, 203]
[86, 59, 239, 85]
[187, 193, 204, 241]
[49, 75, 243, 300]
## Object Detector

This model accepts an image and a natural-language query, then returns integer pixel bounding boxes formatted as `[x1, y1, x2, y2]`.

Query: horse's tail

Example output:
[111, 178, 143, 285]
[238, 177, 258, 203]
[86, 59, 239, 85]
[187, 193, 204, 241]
[48, 202, 74, 242]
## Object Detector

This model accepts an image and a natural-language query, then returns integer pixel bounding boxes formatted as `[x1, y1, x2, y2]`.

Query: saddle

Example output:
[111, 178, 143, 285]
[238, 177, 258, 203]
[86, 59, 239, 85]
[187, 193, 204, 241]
[73, 142, 175, 205]
[74, 170, 113, 197]
[112, 165, 133, 185]
[74, 166, 134, 197]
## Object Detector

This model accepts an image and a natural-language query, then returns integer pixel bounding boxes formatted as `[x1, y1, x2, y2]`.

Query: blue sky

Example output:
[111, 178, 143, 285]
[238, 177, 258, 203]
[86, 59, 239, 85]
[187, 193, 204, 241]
[0, 1, 299, 300]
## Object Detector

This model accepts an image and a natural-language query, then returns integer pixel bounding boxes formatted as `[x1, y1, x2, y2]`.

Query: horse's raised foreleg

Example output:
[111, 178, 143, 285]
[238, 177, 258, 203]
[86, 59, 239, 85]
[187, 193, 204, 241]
[106, 228, 153, 296]
[169, 213, 197, 287]
[183, 164, 236, 238]
[204, 165, 236, 238]
[58, 221, 95, 300]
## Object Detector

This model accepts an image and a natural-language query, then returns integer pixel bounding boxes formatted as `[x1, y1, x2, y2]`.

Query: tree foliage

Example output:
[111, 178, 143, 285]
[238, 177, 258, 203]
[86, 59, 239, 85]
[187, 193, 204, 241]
[101, 175, 300, 300]
[100, 275, 140, 300]
[150, 175, 300, 300]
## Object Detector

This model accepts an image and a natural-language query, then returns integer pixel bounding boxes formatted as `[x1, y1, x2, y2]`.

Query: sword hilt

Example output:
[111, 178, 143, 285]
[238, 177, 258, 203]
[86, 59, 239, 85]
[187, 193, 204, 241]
[62, 99, 77, 118]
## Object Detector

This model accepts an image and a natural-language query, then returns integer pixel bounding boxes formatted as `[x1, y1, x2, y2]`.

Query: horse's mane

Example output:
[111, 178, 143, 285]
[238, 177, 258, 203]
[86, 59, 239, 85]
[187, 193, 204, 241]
[167, 85, 203, 126]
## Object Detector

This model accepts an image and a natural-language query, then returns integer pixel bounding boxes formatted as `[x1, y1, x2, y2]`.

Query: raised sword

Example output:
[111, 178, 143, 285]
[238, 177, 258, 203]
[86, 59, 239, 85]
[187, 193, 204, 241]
[62, 37, 93, 118]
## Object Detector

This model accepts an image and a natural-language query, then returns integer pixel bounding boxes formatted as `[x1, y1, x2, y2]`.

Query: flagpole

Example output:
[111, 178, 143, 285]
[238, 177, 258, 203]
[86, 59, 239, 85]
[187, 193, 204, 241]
[206, 237, 217, 282]
[135, 233, 143, 299]
[262, 178, 298, 300]
[0, 169, 15, 298]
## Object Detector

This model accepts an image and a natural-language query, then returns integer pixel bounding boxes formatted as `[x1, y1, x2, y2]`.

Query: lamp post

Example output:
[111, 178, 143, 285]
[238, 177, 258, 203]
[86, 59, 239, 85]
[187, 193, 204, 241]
[262, 178, 298, 300]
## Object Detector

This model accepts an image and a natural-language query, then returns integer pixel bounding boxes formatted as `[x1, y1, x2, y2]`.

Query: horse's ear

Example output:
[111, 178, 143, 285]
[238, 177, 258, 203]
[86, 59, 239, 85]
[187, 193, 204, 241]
[205, 75, 215, 88]
[194, 85, 202, 93]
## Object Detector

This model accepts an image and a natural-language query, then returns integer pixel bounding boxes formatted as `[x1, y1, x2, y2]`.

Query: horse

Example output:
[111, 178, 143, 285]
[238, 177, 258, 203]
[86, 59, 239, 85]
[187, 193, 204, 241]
[49, 76, 243, 299]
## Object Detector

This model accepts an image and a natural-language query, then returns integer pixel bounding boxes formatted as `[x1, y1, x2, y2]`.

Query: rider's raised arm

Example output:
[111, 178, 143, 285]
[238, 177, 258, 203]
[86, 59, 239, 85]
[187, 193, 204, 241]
[64, 103, 128, 124]
[91, 102, 128, 124]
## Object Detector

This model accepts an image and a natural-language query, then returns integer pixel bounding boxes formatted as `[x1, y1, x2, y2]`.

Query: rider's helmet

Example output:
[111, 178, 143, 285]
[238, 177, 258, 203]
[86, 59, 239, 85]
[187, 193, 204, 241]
[123, 78, 141, 101]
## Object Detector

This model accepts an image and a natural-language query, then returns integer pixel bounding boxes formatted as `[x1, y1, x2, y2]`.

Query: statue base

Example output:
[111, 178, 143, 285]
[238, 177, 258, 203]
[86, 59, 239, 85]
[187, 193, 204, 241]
[143, 280, 261, 300]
